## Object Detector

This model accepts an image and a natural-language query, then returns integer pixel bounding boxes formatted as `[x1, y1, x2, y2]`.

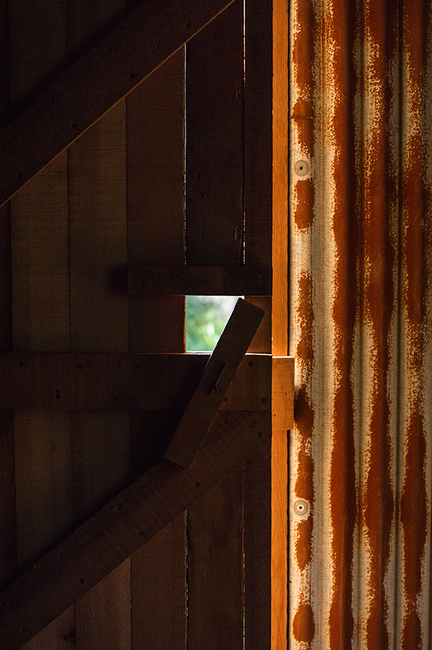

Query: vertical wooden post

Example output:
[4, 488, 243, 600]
[271, 0, 289, 647]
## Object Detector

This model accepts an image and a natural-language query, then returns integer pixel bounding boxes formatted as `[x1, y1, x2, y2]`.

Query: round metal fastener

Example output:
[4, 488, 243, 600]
[294, 499, 309, 516]
[294, 160, 309, 177]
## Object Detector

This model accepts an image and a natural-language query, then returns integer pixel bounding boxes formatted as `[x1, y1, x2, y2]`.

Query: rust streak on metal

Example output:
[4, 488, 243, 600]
[328, 0, 358, 645]
[291, 0, 316, 98]
[361, 0, 398, 646]
[291, 99, 315, 159]
[296, 271, 315, 371]
[293, 179, 315, 231]
[400, 0, 431, 646]
[292, 601, 315, 643]
[400, 410, 427, 601]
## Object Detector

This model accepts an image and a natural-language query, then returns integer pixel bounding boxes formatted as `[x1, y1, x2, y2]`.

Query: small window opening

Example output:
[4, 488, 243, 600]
[185, 296, 240, 351]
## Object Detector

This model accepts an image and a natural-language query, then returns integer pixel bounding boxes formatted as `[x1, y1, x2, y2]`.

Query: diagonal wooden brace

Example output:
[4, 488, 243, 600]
[164, 298, 265, 468]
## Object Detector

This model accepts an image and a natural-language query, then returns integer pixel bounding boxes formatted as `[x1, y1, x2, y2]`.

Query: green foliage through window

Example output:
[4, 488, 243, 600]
[185, 296, 239, 351]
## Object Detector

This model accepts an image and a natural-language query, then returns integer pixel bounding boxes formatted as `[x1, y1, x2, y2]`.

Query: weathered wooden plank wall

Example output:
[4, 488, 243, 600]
[1, 0, 279, 648]
[127, 45, 187, 648]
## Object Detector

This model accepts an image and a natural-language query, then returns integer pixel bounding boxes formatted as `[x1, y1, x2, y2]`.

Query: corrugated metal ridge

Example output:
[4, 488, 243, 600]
[289, 0, 432, 647]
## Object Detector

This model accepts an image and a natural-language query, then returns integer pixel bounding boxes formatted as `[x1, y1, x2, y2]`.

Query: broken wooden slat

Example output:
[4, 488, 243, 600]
[0, 410, 270, 650]
[164, 298, 265, 468]
[0, 0, 235, 208]
[128, 264, 272, 296]
[0, 352, 272, 412]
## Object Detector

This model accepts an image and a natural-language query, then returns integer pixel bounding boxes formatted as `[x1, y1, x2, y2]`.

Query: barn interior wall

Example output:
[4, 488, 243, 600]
[0, 1, 277, 649]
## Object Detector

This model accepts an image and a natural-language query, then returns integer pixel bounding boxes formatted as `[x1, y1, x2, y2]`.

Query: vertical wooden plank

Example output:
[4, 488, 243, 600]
[9, 4, 73, 646]
[127, 49, 187, 649]
[271, 1, 289, 648]
[11, 158, 74, 650]
[186, 0, 244, 265]
[187, 470, 244, 649]
[244, 0, 273, 268]
[132, 514, 187, 648]
[68, 102, 130, 648]
[68, 104, 128, 353]
[11, 155, 70, 352]
[0, 4, 16, 593]
[185, 4, 246, 648]
[66, 5, 133, 646]
[127, 50, 185, 353]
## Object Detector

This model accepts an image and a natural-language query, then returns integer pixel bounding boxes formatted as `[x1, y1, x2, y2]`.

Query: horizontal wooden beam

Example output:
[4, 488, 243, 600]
[0, 0, 235, 207]
[0, 410, 271, 649]
[0, 352, 272, 412]
[165, 298, 265, 467]
[128, 264, 272, 296]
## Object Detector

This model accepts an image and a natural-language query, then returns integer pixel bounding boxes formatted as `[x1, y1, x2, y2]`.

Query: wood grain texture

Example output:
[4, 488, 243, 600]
[75, 562, 131, 649]
[0, 0, 235, 208]
[68, 85, 130, 647]
[0, 19, 15, 580]
[127, 49, 185, 353]
[244, 297, 272, 649]
[0, 411, 271, 649]
[165, 299, 264, 467]
[271, 2, 289, 648]
[272, 357, 295, 430]
[187, 470, 244, 649]
[244, 0, 273, 267]
[127, 48, 187, 650]
[69, 102, 128, 352]
[186, 0, 244, 265]
[185, 7, 247, 648]
[0, 411, 16, 591]
[0, 352, 271, 412]
[10, 154, 70, 352]
[246, 296, 272, 353]
[243, 441, 271, 650]
[131, 514, 187, 649]
[9, 5, 74, 647]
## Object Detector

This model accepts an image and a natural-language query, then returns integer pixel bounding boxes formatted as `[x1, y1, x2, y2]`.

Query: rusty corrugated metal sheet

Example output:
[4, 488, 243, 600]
[289, 0, 432, 647]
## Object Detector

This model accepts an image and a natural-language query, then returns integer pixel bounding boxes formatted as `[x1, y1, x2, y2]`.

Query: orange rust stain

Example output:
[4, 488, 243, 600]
[291, 0, 316, 98]
[296, 271, 314, 370]
[402, 609, 422, 650]
[295, 516, 313, 571]
[294, 387, 314, 443]
[295, 446, 314, 501]
[293, 601, 315, 644]
[294, 178, 315, 231]
[400, 2, 431, 646]
[292, 98, 314, 119]
[400, 409, 427, 648]
[292, 99, 315, 157]
[328, 0, 358, 645]
[361, 0, 398, 643]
